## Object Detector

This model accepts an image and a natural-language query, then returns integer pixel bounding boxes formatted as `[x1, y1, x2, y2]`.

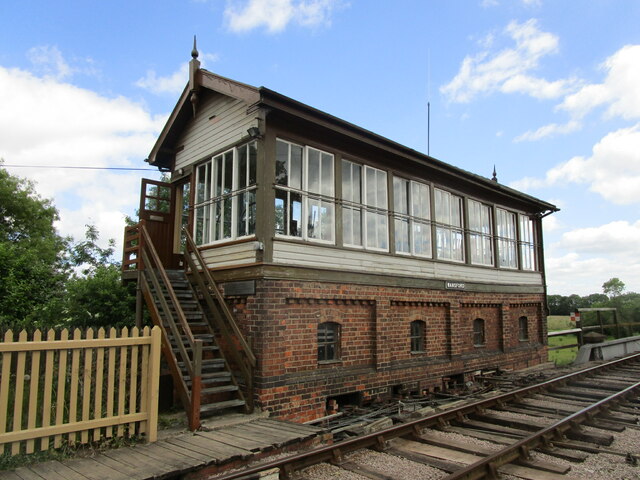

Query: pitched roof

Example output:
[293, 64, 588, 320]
[147, 67, 557, 214]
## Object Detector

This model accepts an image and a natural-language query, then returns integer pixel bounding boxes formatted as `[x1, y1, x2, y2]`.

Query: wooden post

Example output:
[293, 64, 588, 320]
[135, 280, 144, 329]
[147, 326, 161, 443]
[597, 311, 604, 336]
[614, 310, 621, 339]
[189, 340, 203, 431]
[576, 316, 584, 347]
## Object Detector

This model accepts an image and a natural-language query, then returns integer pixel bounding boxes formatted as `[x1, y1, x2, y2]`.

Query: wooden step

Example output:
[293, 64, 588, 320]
[201, 384, 239, 395]
[200, 399, 246, 415]
[185, 371, 232, 386]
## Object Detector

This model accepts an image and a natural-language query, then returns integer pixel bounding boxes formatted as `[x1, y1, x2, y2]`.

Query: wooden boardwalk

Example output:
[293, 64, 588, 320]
[0, 418, 324, 480]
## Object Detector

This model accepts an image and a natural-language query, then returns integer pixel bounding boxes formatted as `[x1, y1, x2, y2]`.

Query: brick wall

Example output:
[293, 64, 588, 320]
[228, 279, 547, 422]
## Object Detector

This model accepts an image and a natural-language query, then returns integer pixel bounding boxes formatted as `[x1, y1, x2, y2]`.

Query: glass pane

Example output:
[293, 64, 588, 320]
[395, 217, 409, 253]
[307, 148, 320, 193]
[289, 192, 302, 237]
[275, 190, 286, 235]
[321, 152, 333, 196]
[394, 177, 408, 215]
[365, 167, 376, 206]
[249, 142, 257, 185]
[238, 144, 247, 189]
[320, 202, 334, 241]
[290, 144, 303, 189]
[342, 161, 352, 201]
[412, 182, 429, 219]
[413, 221, 431, 257]
[224, 151, 233, 195]
[276, 140, 288, 186]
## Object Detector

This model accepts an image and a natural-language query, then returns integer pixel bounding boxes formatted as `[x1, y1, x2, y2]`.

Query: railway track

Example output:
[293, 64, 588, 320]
[212, 353, 640, 480]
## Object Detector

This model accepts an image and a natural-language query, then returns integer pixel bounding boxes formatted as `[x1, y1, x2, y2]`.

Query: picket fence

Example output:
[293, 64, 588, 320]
[0, 326, 161, 456]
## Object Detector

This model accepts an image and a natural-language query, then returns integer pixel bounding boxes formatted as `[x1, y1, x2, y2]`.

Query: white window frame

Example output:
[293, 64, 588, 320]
[435, 188, 464, 262]
[194, 142, 257, 246]
[519, 214, 536, 271]
[363, 165, 389, 252]
[342, 159, 364, 248]
[468, 199, 493, 266]
[275, 139, 335, 244]
[393, 176, 431, 257]
[497, 208, 518, 269]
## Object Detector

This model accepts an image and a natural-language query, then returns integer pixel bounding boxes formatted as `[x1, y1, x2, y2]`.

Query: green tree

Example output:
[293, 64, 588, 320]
[0, 166, 68, 328]
[603, 277, 626, 298]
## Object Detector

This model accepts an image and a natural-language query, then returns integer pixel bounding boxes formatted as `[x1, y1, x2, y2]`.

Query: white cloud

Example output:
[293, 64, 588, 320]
[27, 45, 99, 81]
[135, 53, 219, 96]
[224, 0, 342, 33]
[559, 44, 640, 121]
[511, 123, 640, 204]
[441, 19, 575, 103]
[546, 220, 640, 295]
[557, 220, 640, 256]
[514, 119, 581, 142]
[0, 59, 165, 254]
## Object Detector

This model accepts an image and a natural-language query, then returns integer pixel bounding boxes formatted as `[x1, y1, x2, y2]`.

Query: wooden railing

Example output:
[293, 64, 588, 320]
[183, 228, 256, 412]
[0, 326, 161, 456]
[134, 222, 204, 430]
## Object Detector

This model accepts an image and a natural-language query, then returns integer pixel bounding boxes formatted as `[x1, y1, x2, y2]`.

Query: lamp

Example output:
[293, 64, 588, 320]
[247, 126, 262, 139]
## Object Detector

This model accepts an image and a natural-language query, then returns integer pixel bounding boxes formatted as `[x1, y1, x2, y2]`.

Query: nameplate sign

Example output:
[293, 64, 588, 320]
[445, 281, 466, 290]
[222, 280, 256, 296]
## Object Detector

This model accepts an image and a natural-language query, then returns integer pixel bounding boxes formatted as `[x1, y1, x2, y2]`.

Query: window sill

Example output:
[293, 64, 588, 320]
[410, 350, 426, 355]
[473, 344, 486, 348]
[318, 360, 342, 366]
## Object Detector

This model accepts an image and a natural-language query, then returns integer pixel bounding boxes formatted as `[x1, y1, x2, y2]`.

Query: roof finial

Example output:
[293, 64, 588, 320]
[491, 165, 498, 182]
[191, 35, 199, 60]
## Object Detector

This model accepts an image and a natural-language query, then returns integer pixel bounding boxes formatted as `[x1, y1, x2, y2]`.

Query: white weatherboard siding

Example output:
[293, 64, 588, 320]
[200, 241, 258, 269]
[272, 241, 543, 286]
[175, 93, 255, 171]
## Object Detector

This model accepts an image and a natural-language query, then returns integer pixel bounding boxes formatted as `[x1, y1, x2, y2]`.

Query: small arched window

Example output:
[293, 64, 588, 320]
[473, 318, 485, 347]
[410, 320, 426, 352]
[519, 316, 529, 341]
[318, 322, 340, 362]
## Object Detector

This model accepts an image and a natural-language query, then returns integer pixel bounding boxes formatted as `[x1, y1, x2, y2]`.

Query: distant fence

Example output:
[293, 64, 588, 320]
[0, 326, 161, 456]
[548, 308, 640, 354]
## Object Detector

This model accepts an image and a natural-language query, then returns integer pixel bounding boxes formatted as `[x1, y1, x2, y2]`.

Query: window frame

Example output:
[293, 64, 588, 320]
[518, 316, 529, 342]
[393, 177, 432, 258]
[410, 320, 426, 353]
[496, 208, 518, 269]
[473, 318, 485, 347]
[275, 139, 335, 244]
[193, 141, 257, 246]
[519, 214, 536, 271]
[317, 321, 341, 362]
[435, 188, 465, 262]
[468, 198, 494, 266]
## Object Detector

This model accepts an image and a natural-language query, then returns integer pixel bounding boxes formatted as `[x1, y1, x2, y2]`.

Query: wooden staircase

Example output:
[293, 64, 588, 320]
[123, 222, 256, 430]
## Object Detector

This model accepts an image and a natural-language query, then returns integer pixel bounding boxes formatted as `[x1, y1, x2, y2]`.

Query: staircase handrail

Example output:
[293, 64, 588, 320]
[183, 229, 257, 368]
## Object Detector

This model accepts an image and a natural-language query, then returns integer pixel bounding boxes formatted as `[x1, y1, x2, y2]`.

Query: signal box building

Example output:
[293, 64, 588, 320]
[126, 47, 557, 423]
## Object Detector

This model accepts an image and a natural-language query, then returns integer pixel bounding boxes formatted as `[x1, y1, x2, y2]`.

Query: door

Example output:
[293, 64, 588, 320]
[139, 178, 177, 268]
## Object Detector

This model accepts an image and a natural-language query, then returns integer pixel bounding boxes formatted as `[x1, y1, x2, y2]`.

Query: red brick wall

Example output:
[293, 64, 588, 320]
[228, 280, 548, 422]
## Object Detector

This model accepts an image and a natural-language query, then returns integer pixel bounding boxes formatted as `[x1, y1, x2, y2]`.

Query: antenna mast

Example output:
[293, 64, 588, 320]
[427, 49, 431, 156]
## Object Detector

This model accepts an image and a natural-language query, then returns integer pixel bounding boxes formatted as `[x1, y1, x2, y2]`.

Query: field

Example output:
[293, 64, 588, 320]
[547, 315, 578, 366]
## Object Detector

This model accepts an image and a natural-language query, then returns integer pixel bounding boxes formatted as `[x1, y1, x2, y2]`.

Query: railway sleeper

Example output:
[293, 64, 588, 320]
[440, 425, 589, 462]
[410, 431, 570, 474]
[470, 411, 615, 445]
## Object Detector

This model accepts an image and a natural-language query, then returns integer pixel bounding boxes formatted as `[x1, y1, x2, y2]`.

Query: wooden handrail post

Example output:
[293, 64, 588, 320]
[147, 326, 161, 442]
[189, 340, 203, 431]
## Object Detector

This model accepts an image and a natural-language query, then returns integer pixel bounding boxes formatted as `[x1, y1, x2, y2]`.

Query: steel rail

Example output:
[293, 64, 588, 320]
[213, 352, 640, 480]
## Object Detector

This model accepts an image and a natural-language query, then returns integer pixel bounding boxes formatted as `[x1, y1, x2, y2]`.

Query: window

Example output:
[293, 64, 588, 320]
[519, 316, 529, 341]
[394, 178, 431, 257]
[364, 166, 388, 250]
[435, 189, 464, 262]
[519, 214, 536, 271]
[342, 160, 363, 247]
[342, 160, 388, 251]
[468, 199, 493, 266]
[410, 320, 426, 352]
[275, 139, 335, 242]
[497, 208, 517, 268]
[194, 142, 257, 245]
[318, 322, 340, 362]
[473, 318, 485, 347]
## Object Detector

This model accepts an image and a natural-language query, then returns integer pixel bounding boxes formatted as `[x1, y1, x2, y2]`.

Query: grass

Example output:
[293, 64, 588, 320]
[547, 315, 578, 366]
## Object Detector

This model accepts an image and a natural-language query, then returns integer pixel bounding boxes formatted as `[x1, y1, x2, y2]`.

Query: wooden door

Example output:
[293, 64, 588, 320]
[139, 178, 177, 268]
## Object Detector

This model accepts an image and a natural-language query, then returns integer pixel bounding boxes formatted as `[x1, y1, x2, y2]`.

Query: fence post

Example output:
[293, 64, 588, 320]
[147, 326, 161, 443]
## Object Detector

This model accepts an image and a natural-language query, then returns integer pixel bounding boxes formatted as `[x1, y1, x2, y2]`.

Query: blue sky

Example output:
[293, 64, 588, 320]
[1, 0, 639, 295]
